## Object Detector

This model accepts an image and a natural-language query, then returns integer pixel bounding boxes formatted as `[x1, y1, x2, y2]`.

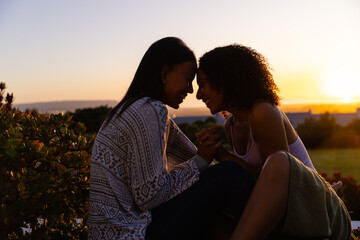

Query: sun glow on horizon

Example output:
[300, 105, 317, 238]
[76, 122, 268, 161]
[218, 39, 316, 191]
[322, 67, 360, 103]
[343, 97, 352, 103]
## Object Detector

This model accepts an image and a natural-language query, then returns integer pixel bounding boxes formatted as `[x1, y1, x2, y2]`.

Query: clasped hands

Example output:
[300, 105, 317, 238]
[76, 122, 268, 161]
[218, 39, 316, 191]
[196, 127, 223, 164]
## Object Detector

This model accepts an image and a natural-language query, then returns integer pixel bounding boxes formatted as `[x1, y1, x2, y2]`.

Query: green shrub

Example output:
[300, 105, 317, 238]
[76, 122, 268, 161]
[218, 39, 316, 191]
[0, 83, 92, 239]
[321, 129, 360, 148]
[296, 112, 341, 149]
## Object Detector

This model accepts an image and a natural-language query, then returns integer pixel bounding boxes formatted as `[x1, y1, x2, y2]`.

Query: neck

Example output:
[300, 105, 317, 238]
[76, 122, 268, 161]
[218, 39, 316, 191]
[227, 106, 249, 122]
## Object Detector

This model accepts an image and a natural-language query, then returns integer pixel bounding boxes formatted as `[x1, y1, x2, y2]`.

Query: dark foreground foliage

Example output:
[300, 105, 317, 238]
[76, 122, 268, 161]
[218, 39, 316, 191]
[0, 83, 92, 239]
[321, 172, 360, 220]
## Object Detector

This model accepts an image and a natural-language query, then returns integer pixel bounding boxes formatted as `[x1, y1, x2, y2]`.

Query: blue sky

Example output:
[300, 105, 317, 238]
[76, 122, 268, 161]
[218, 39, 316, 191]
[1, 0, 359, 107]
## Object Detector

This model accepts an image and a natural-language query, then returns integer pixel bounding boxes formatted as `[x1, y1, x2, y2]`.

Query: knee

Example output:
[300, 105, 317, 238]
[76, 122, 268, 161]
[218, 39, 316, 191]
[261, 151, 290, 179]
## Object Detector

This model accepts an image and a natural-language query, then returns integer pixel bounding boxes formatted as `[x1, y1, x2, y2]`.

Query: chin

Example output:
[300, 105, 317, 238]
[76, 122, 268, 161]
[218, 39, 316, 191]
[209, 107, 220, 115]
[169, 103, 180, 109]
[210, 109, 217, 114]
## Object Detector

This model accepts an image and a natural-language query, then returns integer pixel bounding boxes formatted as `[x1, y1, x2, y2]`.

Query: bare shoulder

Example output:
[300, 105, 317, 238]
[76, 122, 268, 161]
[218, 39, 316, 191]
[251, 102, 298, 145]
[251, 102, 282, 123]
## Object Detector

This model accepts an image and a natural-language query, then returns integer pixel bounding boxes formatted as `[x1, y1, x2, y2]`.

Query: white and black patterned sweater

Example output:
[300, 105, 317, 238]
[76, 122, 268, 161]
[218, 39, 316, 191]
[88, 97, 204, 240]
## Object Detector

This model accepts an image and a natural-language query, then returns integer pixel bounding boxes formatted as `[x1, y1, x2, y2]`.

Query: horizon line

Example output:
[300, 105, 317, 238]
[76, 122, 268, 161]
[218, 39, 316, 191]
[13, 99, 360, 106]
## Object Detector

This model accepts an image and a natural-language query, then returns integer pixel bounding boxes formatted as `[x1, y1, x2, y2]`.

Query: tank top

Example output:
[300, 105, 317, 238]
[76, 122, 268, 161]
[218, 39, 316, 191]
[230, 124, 316, 171]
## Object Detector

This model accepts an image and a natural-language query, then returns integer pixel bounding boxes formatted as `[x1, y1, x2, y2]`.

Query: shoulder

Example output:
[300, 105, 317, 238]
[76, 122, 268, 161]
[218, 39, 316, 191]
[128, 97, 168, 119]
[115, 97, 169, 133]
[250, 102, 284, 135]
[119, 98, 169, 139]
[250, 102, 282, 122]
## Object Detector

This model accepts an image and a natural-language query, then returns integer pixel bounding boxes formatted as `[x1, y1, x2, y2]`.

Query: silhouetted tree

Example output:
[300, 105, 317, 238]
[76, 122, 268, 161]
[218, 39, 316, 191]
[346, 118, 360, 136]
[321, 129, 360, 148]
[69, 106, 112, 133]
[296, 112, 341, 148]
[25, 108, 40, 116]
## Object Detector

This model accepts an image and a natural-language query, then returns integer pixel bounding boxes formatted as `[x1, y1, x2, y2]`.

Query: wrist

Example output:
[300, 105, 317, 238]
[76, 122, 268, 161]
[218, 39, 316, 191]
[193, 154, 209, 172]
[214, 147, 227, 161]
[196, 150, 213, 164]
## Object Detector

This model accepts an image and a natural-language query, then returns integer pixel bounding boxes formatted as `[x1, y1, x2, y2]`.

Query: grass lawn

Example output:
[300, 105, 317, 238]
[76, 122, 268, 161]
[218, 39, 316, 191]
[309, 148, 360, 182]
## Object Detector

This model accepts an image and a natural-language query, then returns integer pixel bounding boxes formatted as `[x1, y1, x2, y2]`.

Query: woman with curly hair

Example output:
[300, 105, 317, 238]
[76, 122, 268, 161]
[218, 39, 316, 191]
[196, 44, 351, 239]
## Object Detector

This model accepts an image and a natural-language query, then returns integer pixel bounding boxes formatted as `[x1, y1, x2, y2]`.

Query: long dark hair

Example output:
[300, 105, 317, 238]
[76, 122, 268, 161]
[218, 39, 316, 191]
[199, 44, 280, 112]
[104, 37, 196, 126]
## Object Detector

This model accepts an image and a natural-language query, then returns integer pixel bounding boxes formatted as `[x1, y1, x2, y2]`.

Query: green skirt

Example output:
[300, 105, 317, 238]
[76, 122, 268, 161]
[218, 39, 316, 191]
[280, 153, 352, 239]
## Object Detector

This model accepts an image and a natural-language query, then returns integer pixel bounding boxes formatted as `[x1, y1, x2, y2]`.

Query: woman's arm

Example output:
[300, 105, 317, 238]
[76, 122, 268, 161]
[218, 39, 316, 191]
[250, 102, 289, 161]
[127, 101, 204, 211]
[166, 118, 197, 163]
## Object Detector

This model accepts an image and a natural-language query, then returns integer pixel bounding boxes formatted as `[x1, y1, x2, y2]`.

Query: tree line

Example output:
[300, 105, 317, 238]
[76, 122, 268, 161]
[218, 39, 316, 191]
[67, 106, 360, 149]
[297, 112, 360, 149]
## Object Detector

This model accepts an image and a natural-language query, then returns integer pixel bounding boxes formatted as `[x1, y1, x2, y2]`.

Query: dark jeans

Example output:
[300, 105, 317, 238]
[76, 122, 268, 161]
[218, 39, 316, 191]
[145, 161, 255, 240]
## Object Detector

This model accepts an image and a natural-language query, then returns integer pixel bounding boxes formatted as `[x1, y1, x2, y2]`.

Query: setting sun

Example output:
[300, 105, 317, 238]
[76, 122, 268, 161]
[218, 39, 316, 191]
[343, 97, 352, 103]
[322, 67, 360, 102]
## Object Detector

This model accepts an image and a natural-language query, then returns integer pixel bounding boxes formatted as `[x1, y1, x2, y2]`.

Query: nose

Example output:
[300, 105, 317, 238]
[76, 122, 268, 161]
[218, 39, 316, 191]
[188, 83, 193, 94]
[196, 87, 202, 100]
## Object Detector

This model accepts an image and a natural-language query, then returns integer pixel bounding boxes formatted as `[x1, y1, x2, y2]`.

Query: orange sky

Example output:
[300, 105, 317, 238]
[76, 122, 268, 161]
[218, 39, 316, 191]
[1, 0, 359, 107]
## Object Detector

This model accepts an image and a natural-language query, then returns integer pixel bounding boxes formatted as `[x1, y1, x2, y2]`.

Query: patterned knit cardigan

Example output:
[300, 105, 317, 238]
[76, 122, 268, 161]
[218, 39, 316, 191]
[88, 97, 203, 240]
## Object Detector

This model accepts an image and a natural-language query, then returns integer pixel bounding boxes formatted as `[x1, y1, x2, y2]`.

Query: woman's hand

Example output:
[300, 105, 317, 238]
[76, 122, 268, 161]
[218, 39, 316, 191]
[213, 145, 229, 162]
[197, 128, 260, 175]
[196, 128, 221, 163]
[331, 181, 342, 192]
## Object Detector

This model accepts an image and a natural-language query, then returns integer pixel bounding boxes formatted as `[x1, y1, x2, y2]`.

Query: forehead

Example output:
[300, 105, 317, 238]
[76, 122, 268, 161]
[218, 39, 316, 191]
[174, 61, 197, 74]
[196, 69, 208, 82]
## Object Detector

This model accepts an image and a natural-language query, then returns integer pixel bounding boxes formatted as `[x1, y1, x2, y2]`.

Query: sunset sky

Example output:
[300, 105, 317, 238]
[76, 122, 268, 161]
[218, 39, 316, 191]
[1, 0, 360, 108]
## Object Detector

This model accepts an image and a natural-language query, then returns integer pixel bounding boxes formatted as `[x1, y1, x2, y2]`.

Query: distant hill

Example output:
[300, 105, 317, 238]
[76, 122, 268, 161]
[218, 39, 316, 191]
[13, 100, 360, 116]
[14, 100, 211, 116]
[14, 100, 118, 114]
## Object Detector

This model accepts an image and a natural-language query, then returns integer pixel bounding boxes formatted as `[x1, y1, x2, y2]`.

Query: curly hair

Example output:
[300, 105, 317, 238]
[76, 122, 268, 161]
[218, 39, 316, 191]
[198, 44, 280, 111]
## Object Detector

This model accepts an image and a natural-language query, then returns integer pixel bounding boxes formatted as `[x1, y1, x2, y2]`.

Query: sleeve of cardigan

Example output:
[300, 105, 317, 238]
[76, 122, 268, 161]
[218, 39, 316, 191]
[166, 118, 197, 163]
[127, 101, 202, 211]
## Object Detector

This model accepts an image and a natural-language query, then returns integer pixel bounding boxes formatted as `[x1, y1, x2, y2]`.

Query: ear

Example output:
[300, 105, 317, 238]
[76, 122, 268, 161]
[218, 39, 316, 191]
[161, 65, 169, 84]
